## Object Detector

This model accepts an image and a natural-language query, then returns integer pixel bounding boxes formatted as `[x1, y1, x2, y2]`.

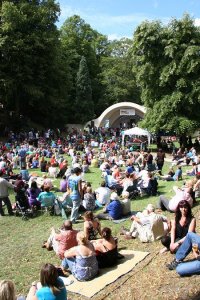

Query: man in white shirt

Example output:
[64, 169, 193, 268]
[95, 181, 111, 207]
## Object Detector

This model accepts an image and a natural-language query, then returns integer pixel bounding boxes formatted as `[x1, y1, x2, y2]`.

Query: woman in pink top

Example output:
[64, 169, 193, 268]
[157, 186, 193, 212]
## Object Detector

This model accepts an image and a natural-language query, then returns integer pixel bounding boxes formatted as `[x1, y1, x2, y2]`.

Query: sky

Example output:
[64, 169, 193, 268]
[57, 0, 200, 40]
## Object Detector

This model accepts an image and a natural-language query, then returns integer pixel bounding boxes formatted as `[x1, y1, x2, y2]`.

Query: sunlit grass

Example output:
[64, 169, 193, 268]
[0, 158, 199, 298]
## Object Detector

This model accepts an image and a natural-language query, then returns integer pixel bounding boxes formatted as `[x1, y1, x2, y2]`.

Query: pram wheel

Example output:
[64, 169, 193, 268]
[15, 210, 20, 217]
[22, 214, 29, 221]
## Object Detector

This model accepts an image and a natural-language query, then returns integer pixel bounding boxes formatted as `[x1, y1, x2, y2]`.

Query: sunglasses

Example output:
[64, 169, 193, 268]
[179, 205, 188, 208]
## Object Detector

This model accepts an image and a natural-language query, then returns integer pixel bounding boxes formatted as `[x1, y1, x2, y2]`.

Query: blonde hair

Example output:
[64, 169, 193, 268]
[122, 191, 129, 199]
[0, 280, 16, 300]
[77, 231, 88, 245]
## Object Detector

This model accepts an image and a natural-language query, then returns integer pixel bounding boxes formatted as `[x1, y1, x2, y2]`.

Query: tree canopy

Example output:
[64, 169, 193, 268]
[0, 0, 68, 129]
[3, 3, 200, 132]
[0, 5, 141, 129]
[132, 14, 200, 136]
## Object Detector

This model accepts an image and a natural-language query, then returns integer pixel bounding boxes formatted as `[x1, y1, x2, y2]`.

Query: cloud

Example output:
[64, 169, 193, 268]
[194, 18, 200, 26]
[59, 4, 82, 21]
[89, 13, 151, 28]
[57, 3, 171, 37]
[58, 4, 152, 29]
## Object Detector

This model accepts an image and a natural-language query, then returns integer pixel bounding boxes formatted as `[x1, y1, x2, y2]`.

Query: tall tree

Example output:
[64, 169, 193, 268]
[75, 56, 93, 124]
[132, 15, 200, 140]
[0, 0, 68, 129]
[60, 15, 107, 123]
[99, 38, 141, 112]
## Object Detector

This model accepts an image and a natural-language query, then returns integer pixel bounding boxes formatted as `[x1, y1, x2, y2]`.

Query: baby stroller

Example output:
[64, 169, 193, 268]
[14, 179, 33, 220]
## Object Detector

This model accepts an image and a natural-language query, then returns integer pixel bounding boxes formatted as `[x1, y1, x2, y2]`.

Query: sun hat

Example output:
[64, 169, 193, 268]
[146, 204, 155, 212]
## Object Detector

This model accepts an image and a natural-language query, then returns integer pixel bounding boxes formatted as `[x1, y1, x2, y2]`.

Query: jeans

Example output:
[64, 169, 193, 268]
[70, 198, 81, 223]
[157, 195, 170, 211]
[157, 162, 164, 171]
[0, 197, 13, 215]
[176, 232, 200, 276]
[57, 197, 72, 219]
[62, 257, 75, 271]
[95, 212, 112, 220]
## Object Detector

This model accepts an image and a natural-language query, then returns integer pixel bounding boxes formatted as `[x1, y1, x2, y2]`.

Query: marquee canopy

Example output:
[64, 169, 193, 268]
[122, 126, 151, 145]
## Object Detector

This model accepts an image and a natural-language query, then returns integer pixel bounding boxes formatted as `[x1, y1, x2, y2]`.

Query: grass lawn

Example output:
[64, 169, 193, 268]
[0, 158, 200, 300]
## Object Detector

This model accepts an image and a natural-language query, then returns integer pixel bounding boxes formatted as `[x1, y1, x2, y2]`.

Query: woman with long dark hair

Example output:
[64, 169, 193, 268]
[26, 263, 67, 300]
[161, 200, 196, 253]
[92, 227, 118, 268]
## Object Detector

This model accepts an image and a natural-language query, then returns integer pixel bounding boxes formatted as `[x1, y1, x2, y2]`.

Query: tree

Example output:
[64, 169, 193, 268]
[132, 14, 200, 141]
[60, 15, 107, 122]
[0, 0, 68, 129]
[99, 38, 141, 111]
[75, 56, 93, 123]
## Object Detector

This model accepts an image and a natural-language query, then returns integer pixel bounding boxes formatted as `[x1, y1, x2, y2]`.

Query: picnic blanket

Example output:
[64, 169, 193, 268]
[65, 249, 149, 298]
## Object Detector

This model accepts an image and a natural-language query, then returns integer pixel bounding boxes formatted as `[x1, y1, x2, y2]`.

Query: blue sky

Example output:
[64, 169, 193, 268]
[58, 0, 200, 39]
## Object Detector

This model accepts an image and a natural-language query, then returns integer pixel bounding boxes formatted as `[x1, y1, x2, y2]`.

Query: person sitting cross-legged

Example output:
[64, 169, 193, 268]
[82, 187, 96, 211]
[62, 231, 99, 281]
[95, 180, 111, 207]
[120, 191, 131, 216]
[96, 192, 123, 220]
[159, 166, 182, 181]
[167, 232, 200, 276]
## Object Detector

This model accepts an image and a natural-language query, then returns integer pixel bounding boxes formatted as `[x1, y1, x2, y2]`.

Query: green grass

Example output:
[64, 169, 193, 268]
[0, 159, 199, 299]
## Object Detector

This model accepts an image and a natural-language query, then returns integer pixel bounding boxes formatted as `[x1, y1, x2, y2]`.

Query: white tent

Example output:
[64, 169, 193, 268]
[122, 126, 151, 146]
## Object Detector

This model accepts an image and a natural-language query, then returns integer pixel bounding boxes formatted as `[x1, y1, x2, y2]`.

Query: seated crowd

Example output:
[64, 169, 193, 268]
[0, 132, 200, 299]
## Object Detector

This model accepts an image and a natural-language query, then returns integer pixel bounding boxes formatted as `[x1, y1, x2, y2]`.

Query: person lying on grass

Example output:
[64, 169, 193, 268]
[157, 186, 193, 213]
[120, 204, 168, 243]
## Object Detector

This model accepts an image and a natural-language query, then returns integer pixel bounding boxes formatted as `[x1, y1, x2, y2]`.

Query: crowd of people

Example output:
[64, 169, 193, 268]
[0, 128, 200, 299]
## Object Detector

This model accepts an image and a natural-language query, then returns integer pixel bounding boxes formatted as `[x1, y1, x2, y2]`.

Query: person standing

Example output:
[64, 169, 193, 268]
[146, 149, 154, 171]
[0, 170, 14, 216]
[156, 149, 165, 173]
[68, 167, 83, 223]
